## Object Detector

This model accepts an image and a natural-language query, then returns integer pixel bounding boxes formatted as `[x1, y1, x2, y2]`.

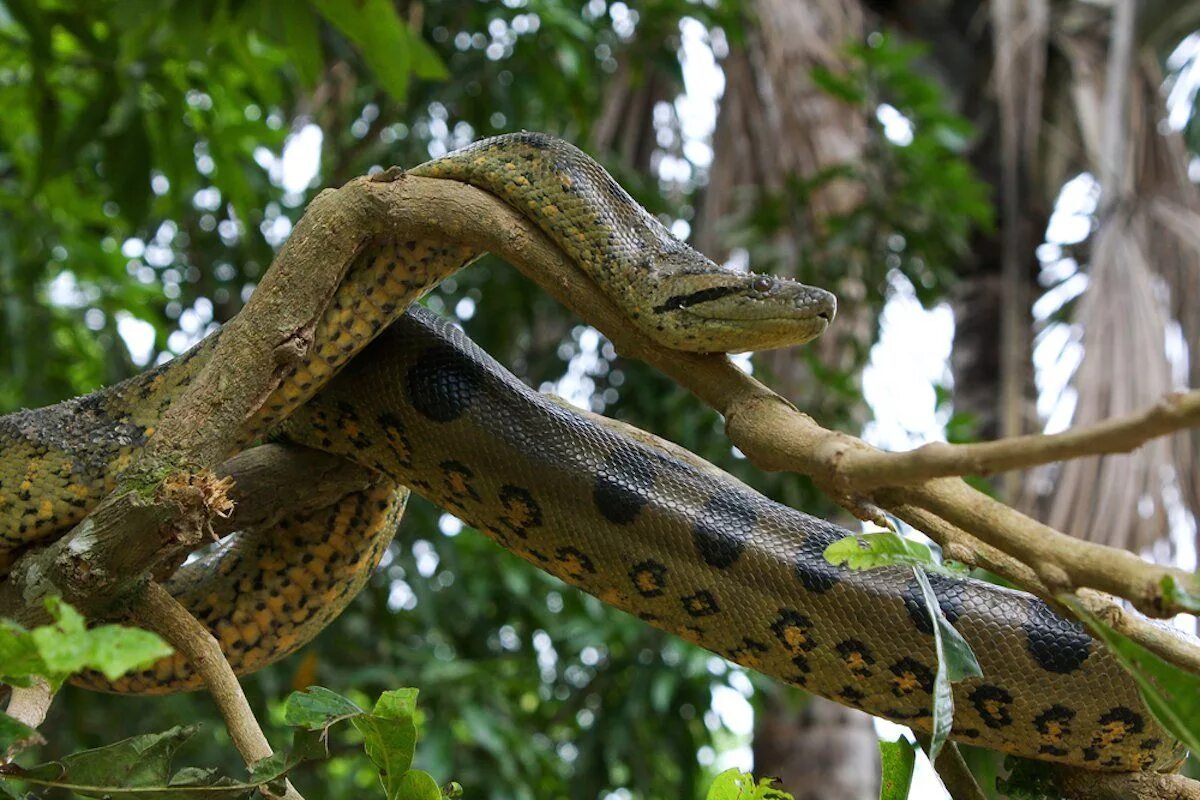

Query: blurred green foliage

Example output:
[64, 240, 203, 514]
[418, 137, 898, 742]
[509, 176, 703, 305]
[0, 2, 996, 799]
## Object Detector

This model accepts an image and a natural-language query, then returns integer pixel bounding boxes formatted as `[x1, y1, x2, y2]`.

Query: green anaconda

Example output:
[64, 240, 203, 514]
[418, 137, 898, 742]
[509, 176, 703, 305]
[0, 133, 1188, 773]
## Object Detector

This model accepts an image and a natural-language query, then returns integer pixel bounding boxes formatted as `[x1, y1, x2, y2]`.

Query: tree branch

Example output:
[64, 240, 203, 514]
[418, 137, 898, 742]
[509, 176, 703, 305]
[825, 389, 1200, 487]
[129, 582, 304, 800]
[914, 736, 987, 800]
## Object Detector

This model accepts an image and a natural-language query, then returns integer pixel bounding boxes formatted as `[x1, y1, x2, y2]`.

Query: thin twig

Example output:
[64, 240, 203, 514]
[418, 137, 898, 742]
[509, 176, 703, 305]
[828, 390, 1200, 488]
[129, 582, 305, 800]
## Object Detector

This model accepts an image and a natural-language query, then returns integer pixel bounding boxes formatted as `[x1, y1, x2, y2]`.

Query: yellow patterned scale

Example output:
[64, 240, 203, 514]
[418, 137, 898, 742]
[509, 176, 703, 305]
[0, 133, 1187, 772]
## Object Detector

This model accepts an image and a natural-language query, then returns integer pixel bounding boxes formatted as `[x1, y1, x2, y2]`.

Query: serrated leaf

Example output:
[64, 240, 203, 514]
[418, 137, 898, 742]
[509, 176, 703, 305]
[914, 567, 982, 762]
[705, 768, 794, 800]
[878, 737, 917, 800]
[283, 685, 364, 730]
[823, 531, 937, 571]
[26, 597, 172, 686]
[1064, 597, 1200, 753]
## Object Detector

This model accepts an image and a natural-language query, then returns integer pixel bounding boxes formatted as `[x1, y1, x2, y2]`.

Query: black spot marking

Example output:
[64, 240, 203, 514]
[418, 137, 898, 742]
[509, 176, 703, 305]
[1034, 705, 1075, 756]
[376, 412, 413, 467]
[1023, 598, 1092, 673]
[692, 493, 755, 568]
[793, 524, 845, 593]
[629, 560, 668, 597]
[593, 448, 657, 524]
[902, 572, 965, 634]
[969, 685, 1014, 729]
[406, 343, 485, 422]
[1092, 707, 1144, 748]
[888, 657, 934, 697]
[838, 686, 866, 707]
[681, 590, 720, 617]
[497, 485, 542, 537]
[440, 461, 481, 504]
[553, 546, 595, 580]
[835, 639, 876, 677]
[771, 610, 817, 655]
[727, 638, 770, 667]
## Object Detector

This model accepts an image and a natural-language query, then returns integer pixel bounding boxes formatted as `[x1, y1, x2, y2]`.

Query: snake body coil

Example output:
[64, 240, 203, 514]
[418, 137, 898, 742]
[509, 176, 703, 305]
[0, 133, 1187, 773]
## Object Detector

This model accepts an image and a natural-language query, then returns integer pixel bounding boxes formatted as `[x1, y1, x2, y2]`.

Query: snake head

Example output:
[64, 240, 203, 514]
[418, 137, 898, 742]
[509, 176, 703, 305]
[639, 262, 836, 353]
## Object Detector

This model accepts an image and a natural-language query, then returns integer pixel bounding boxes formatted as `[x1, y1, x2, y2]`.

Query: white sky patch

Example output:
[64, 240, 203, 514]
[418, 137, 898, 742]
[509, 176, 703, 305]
[1166, 33, 1200, 131]
[862, 274, 955, 451]
[115, 312, 156, 367]
[876, 103, 914, 146]
[280, 124, 323, 194]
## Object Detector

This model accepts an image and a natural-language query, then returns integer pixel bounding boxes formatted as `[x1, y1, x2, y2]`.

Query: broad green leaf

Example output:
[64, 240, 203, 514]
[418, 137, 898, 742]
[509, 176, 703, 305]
[0, 619, 43, 686]
[353, 689, 419, 794]
[914, 567, 982, 761]
[1064, 597, 1200, 753]
[705, 768, 794, 800]
[79, 623, 175, 681]
[55, 725, 197, 789]
[391, 769, 442, 800]
[282, 686, 438, 798]
[30, 597, 173, 684]
[8, 723, 323, 798]
[283, 685, 364, 730]
[4, 598, 171, 688]
[824, 531, 938, 571]
[0, 711, 38, 753]
[878, 737, 916, 800]
[310, 0, 445, 102]
[273, 3, 324, 86]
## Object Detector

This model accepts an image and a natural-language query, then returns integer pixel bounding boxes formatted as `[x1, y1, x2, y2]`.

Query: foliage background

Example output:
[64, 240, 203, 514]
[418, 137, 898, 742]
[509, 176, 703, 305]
[0, 1, 1196, 798]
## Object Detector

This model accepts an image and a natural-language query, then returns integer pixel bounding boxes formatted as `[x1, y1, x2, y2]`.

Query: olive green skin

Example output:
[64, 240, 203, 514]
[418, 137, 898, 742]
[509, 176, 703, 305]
[0, 133, 1186, 772]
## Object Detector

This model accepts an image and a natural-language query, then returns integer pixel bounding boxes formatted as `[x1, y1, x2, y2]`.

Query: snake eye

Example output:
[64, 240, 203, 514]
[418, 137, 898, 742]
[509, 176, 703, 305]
[752, 275, 774, 293]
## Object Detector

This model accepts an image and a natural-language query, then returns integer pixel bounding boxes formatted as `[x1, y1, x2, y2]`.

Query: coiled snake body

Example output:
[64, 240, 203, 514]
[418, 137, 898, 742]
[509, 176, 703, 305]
[0, 133, 1186, 772]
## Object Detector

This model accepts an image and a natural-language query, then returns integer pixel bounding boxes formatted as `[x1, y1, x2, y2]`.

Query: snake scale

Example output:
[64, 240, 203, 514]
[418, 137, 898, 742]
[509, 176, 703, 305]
[0, 133, 1187, 773]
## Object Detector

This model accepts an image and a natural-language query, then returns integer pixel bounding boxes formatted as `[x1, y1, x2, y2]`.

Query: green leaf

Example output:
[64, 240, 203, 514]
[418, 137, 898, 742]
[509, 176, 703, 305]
[55, 725, 198, 789]
[32, 597, 173, 684]
[283, 685, 364, 730]
[8, 722, 322, 798]
[0, 711, 39, 753]
[705, 768, 794, 800]
[824, 531, 938, 571]
[0, 619, 44, 686]
[391, 769, 442, 800]
[309, 0, 445, 102]
[353, 689, 420, 794]
[878, 737, 917, 800]
[282, 686, 439, 798]
[914, 567, 982, 761]
[268, 2, 324, 86]
[1063, 597, 1200, 753]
